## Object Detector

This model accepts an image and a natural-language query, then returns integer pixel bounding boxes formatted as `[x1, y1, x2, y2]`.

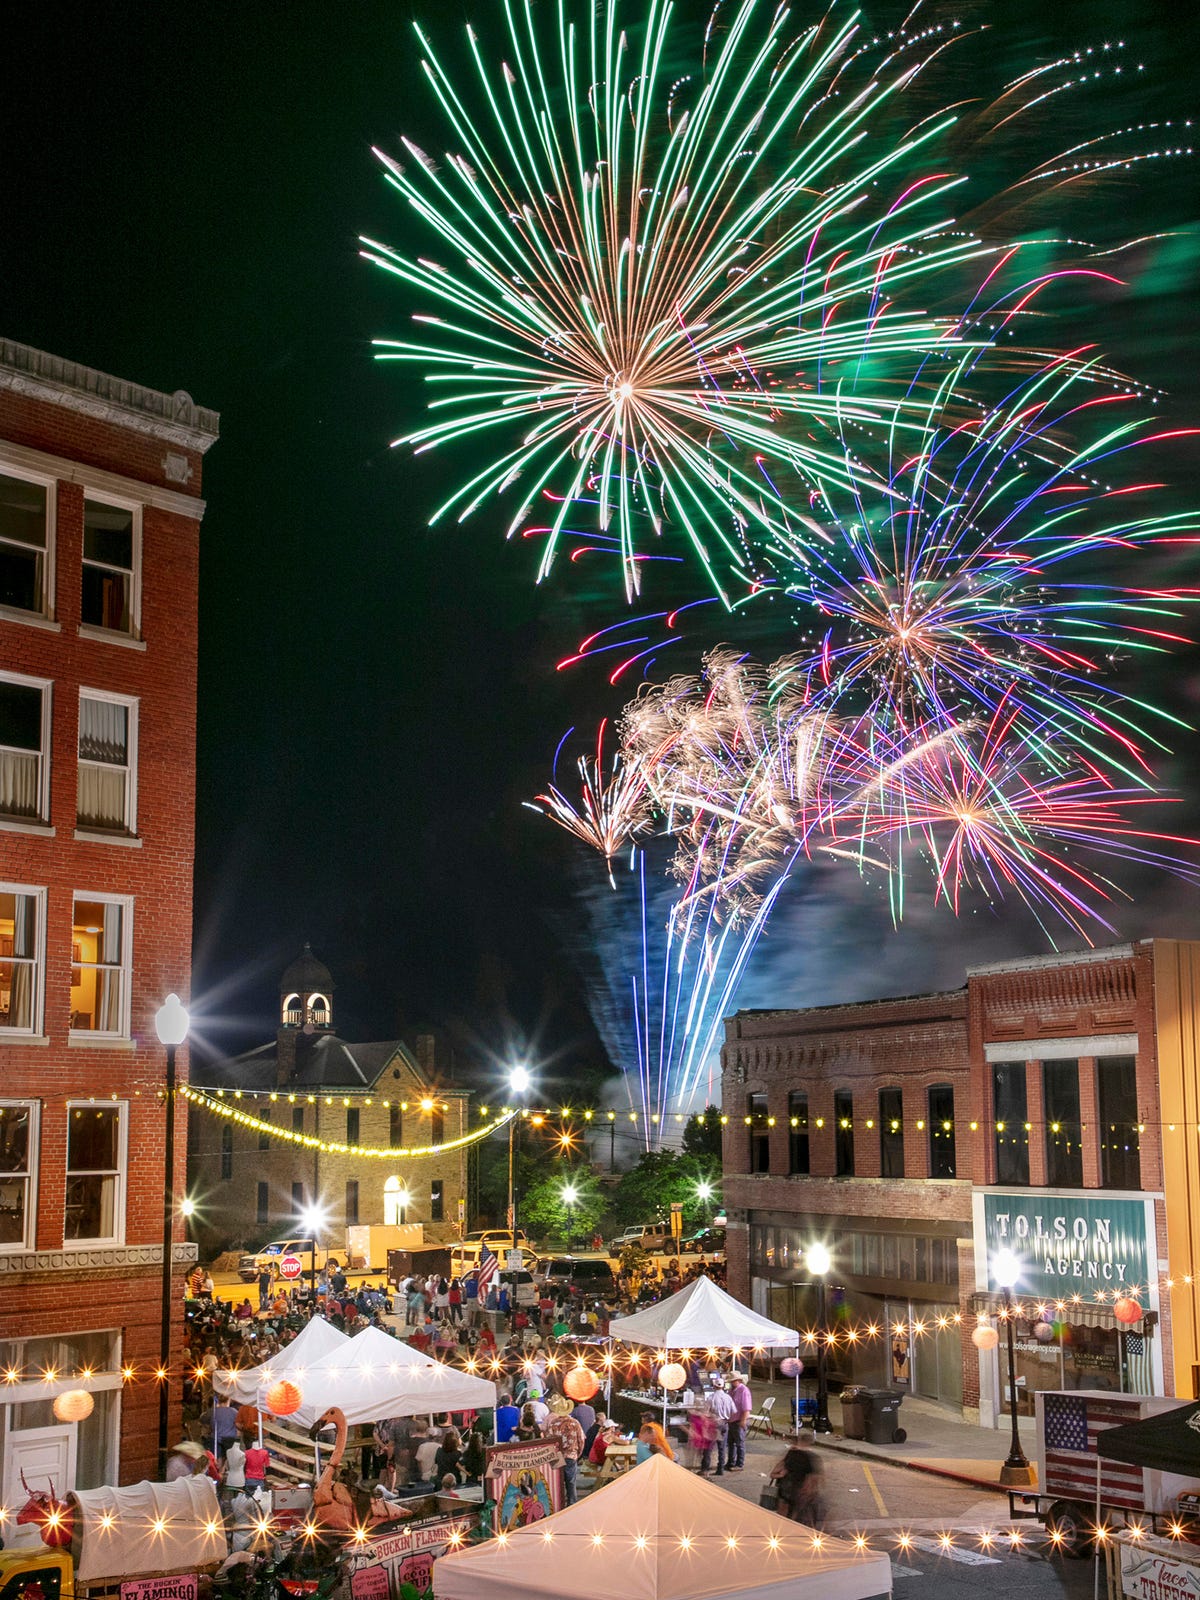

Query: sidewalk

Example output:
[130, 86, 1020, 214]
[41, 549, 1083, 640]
[752, 1378, 1038, 1495]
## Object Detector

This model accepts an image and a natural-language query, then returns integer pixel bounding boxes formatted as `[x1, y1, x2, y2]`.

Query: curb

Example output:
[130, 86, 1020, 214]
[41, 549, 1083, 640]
[800, 1433, 1013, 1495]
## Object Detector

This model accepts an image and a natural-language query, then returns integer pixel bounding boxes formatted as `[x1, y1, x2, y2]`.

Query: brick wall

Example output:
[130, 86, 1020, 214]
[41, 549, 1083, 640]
[0, 362, 212, 1484]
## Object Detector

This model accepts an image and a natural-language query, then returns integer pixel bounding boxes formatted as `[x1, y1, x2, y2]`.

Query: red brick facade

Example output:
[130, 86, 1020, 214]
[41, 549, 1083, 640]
[722, 941, 1196, 1422]
[0, 338, 217, 1488]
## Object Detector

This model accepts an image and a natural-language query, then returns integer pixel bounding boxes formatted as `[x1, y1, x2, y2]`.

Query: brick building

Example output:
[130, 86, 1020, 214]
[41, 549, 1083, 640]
[186, 947, 472, 1256]
[0, 336, 217, 1495]
[722, 940, 1200, 1425]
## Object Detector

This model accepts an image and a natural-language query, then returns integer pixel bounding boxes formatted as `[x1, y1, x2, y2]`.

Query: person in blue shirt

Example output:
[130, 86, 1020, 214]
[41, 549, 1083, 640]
[495, 1392, 520, 1443]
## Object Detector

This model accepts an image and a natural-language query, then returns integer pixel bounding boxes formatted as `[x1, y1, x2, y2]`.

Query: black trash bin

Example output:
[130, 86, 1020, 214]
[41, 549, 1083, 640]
[862, 1388, 907, 1444]
[840, 1386, 868, 1440]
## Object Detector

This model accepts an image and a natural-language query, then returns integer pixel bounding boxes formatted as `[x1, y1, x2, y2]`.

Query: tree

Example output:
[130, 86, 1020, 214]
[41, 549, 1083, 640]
[682, 1105, 723, 1159]
[611, 1150, 721, 1230]
[519, 1164, 606, 1245]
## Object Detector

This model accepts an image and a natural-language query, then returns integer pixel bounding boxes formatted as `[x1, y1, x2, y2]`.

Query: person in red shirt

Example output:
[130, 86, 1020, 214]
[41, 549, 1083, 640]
[243, 1440, 269, 1495]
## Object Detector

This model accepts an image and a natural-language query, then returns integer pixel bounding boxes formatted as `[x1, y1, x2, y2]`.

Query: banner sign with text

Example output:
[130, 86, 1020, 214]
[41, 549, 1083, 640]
[981, 1193, 1149, 1295]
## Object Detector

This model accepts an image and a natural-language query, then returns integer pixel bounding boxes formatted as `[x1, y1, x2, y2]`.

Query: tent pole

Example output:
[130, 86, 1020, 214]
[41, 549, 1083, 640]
[1093, 1454, 1102, 1600]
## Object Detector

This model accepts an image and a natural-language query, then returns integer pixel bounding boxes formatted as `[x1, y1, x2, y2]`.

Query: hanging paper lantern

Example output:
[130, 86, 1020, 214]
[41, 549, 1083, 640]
[563, 1366, 601, 1402]
[1113, 1297, 1143, 1326]
[1033, 1321, 1056, 1344]
[972, 1322, 1000, 1351]
[53, 1388, 95, 1422]
[779, 1357, 804, 1378]
[266, 1379, 303, 1416]
[659, 1362, 687, 1391]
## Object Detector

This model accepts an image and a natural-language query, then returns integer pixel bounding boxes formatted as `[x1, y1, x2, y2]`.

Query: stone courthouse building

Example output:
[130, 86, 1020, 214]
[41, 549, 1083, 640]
[187, 946, 471, 1256]
[722, 939, 1200, 1427]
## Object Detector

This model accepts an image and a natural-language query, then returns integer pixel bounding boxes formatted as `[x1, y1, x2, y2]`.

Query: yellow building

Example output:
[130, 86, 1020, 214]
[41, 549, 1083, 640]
[186, 946, 470, 1256]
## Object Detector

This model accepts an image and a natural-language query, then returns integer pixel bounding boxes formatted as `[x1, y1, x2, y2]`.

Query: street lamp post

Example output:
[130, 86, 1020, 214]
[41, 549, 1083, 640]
[155, 993, 190, 1474]
[300, 1203, 327, 1302]
[561, 1183, 578, 1249]
[993, 1249, 1035, 1488]
[805, 1243, 833, 1435]
[508, 1066, 531, 1331]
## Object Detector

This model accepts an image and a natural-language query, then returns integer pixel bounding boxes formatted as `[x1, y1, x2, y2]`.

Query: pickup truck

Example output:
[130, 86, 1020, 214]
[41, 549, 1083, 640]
[242, 1236, 334, 1280]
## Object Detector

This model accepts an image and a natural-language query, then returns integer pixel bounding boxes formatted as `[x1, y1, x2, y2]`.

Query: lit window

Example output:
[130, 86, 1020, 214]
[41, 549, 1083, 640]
[0, 1101, 38, 1248]
[65, 1102, 126, 1243]
[0, 674, 51, 823]
[81, 498, 139, 636]
[77, 692, 137, 833]
[0, 886, 45, 1035]
[0, 468, 51, 616]
[70, 895, 132, 1036]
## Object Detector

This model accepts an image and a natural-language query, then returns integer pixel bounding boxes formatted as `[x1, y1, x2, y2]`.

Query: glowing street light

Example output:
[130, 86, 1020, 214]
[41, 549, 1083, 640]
[154, 992, 189, 1473]
[561, 1182, 579, 1247]
[805, 1243, 833, 1436]
[507, 1065, 533, 1329]
[300, 1202, 329, 1299]
[992, 1249, 1034, 1487]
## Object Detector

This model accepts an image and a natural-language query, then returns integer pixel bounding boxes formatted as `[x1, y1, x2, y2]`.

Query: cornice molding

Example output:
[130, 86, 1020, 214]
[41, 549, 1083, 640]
[0, 1241, 198, 1276]
[0, 437, 207, 522]
[0, 337, 219, 454]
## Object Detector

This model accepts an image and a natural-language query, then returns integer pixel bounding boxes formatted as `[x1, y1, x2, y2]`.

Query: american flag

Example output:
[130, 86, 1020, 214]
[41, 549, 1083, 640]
[476, 1245, 498, 1297]
[1042, 1395, 1146, 1510]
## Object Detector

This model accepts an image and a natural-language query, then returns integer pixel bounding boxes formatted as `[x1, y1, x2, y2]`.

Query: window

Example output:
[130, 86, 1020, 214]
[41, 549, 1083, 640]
[65, 1102, 124, 1242]
[0, 469, 50, 616]
[430, 1179, 443, 1223]
[81, 498, 138, 636]
[0, 886, 45, 1035]
[879, 1088, 904, 1178]
[258, 1107, 271, 1152]
[389, 1104, 403, 1148]
[77, 692, 137, 833]
[256, 1183, 269, 1227]
[1044, 1059, 1083, 1188]
[430, 1104, 444, 1145]
[384, 1176, 408, 1226]
[1098, 1055, 1141, 1189]
[748, 1093, 770, 1173]
[292, 1105, 304, 1134]
[220, 1125, 233, 1180]
[346, 1107, 360, 1146]
[928, 1084, 956, 1179]
[993, 1062, 1029, 1185]
[291, 1181, 305, 1214]
[345, 1180, 359, 1227]
[834, 1090, 855, 1176]
[0, 674, 50, 823]
[0, 1101, 37, 1248]
[788, 1092, 809, 1175]
[70, 895, 131, 1036]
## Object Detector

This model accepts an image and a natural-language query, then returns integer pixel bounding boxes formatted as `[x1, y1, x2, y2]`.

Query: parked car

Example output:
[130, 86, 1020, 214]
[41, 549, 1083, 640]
[608, 1223, 671, 1254]
[539, 1256, 618, 1296]
[237, 1252, 258, 1283]
[250, 1237, 332, 1277]
[681, 1228, 726, 1256]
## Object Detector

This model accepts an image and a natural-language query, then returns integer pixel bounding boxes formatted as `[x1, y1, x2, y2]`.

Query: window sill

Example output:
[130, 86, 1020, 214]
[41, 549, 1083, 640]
[0, 605, 60, 633]
[0, 1033, 49, 1046]
[74, 828, 142, 848]
[0, 818, 55, 837]
[68, 1033, 135, 1049]
[78, 623, 146, 652]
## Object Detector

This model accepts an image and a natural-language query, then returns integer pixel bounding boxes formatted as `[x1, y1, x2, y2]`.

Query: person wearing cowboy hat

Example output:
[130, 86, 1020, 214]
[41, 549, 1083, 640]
[166, 1440, 207, 1481]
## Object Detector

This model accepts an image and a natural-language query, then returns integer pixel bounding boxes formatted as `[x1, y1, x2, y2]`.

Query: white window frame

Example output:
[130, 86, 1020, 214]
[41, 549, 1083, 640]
[0, 1099, 39, 1251]
[0, 883, 46, 1040]
[0, 458, 56, 624]
[79, 490, 142, 641]
[0, 671, 52, 827]
[64, 1099, 128, 1246]
[69, 892, 133, 1041]
[76, 688, 138, 835]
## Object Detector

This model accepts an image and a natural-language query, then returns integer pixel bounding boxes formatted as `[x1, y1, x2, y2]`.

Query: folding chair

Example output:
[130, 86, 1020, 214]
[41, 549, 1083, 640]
[747, 1394, 777, 1437]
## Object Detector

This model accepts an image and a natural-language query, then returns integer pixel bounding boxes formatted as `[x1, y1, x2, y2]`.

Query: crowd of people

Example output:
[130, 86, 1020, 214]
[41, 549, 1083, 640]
[174, 1248, 819, 1525]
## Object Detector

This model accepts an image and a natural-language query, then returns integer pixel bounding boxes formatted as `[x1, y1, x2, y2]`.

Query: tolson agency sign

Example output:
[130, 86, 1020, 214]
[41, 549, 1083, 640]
[982, 1193, 1149, 1294]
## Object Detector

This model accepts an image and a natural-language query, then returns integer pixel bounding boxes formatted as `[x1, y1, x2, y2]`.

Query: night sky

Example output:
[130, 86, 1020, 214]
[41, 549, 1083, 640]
[4, 2, 1197, 1103]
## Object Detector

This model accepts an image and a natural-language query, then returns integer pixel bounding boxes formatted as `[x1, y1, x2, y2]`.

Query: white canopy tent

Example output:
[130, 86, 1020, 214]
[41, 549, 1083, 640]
[608, 1273, 799, 1351]
[431, 1453, 891, 1600]
[74, 1478, 225, 1584]
[291, 1325, 497, 1427]
[214, 1314, 349, 1405]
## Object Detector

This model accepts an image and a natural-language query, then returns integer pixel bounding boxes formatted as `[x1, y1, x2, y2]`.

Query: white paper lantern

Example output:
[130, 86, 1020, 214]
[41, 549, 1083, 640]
[972, 1323, 1000, 1352]
[659, 1362, 687, 1391]
[53, 1388, 95, 1422]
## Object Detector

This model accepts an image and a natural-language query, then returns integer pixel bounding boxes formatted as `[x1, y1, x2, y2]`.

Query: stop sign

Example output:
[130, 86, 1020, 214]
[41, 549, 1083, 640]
[279, 1253, 303, 1280]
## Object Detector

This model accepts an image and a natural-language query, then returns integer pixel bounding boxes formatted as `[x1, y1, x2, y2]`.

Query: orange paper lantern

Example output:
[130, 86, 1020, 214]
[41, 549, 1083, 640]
[1113, 1297, 1143, 1326]
[972, 1323, 1000, 1351]
[53, 1388, 95, 1422]
[266, 1379, 303, 1416]
[563, 1366, 601, 1402]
